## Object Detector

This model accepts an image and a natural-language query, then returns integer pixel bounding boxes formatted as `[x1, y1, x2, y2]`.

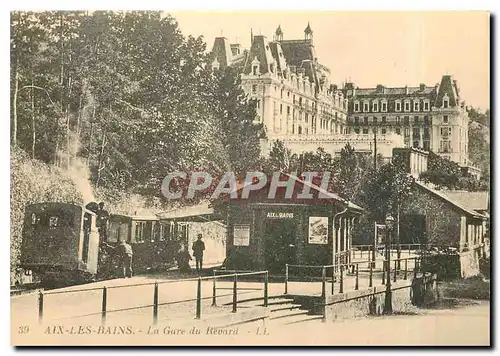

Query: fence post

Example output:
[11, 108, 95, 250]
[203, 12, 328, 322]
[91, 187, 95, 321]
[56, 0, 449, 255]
[285, 264, 289, 294]
[331, 265, 335, 295]
[196, 277, 202, 319]
[413, 258, 418, 279]
[382, 261, 386, 285]
[232, 274, 238, 313]
[369, 262, 373, 288]
[355, 264, 359, 290]
[101, 286, 107, 325]
[404, 259, 408, 280]
[264, 271, 269, 307]
[393, 260, 397, 282]
[153, 282, 159, 325]
[339, 266, 344, 294]
[321, 267, 326, 298]
[212, 272, 217, 306]
[38, 291, 44, 324]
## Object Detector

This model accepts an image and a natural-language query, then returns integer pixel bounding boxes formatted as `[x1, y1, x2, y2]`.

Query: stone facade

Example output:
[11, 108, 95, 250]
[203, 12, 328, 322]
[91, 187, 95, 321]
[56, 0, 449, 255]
[210, 25, 405, 159]
[343, 75, 470, 166]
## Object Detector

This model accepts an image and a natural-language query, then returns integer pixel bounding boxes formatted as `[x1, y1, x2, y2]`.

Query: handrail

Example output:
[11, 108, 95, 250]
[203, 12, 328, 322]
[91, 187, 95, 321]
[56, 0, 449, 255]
[39, 270, 269, 324]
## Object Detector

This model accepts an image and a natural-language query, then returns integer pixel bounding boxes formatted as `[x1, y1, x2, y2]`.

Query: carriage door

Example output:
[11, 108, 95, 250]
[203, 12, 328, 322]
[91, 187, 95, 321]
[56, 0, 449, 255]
[81, 213, 100, 274]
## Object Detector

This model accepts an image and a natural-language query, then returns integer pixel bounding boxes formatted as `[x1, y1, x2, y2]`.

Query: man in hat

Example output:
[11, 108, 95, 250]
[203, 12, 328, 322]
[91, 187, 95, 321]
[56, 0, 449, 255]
[192, 234, 206, 272]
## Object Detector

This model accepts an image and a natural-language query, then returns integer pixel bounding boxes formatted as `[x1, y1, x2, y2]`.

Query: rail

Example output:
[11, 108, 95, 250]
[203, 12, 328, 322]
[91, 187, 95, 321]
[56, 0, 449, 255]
[37, 270, 269, 325]
[285, 256, 422, 298]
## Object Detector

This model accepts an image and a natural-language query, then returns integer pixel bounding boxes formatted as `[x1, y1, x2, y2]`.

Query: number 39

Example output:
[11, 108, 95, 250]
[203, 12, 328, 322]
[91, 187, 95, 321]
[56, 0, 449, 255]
[18, 326, 29, 334]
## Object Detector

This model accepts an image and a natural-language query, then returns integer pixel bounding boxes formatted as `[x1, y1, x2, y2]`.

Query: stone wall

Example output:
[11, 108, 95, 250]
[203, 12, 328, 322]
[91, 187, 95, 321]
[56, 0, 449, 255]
[324, 280, 416, 322]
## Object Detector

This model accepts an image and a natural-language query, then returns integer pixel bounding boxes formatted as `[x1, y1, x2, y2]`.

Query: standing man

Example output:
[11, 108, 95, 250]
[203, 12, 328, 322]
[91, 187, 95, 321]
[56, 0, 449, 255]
[96, 202, 110, 243]
[117, 240, 133, 278]
[192, 234, 206, 272]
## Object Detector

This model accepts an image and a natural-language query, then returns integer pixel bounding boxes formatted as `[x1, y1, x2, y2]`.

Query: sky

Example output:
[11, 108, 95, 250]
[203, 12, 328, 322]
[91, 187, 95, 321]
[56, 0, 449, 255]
[169, 11, 490, 111]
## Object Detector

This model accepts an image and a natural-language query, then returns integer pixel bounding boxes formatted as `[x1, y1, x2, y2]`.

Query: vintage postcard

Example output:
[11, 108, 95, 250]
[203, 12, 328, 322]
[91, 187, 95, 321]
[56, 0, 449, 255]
[10, 10, 490, 346]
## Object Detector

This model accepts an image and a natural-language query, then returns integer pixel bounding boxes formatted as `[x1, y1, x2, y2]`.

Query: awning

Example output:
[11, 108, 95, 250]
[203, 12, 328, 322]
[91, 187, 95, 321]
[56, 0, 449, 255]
[157, 201, 222, 222]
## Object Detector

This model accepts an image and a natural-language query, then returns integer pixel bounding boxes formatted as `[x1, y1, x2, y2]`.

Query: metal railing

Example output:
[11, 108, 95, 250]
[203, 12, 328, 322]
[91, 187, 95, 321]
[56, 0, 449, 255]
[285, 256, 422, 298]
[38, 270, 269, 325]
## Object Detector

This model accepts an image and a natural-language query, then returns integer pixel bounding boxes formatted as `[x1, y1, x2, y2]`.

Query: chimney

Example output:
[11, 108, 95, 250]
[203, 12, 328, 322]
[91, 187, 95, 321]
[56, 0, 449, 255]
[405, 85, 409, 95]
[419, 83, 425, 91]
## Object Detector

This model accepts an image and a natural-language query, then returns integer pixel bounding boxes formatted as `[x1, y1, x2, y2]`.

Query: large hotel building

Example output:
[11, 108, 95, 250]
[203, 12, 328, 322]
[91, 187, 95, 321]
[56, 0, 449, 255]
[210, 24, 471, 168]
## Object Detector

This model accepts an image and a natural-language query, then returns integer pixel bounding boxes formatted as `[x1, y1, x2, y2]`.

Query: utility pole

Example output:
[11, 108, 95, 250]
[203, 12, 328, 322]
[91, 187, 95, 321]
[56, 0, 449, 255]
[373, 127, 377, 172]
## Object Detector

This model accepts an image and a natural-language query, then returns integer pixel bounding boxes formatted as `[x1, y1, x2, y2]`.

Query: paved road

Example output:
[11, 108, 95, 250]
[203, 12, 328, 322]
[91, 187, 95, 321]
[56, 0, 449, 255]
[270, 301, 490, 346]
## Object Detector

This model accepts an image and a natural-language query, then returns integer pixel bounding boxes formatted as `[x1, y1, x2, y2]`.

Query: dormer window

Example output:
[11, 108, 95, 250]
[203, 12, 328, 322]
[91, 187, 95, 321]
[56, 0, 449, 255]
[414, 101, 420, 112]
[363, 102, 369, 112]
[373, 101, 379, 112]
[423, 101, 430, 111]
[443, 94, 449, 109]
[381, 101, 387, 112]
[251, 56, 260, 75]
[404, 101, 411, 112]
[354, 101, 360, 112]
[211, 57, 220, 71]
[252, 84, 257, 93]
[395, 101, 402, 112]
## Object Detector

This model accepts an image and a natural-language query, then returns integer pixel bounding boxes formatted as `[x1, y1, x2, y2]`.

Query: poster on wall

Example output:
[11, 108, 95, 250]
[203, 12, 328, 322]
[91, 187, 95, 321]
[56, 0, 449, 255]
[308, 217, 329, 244]
[233, 225, 250, 246]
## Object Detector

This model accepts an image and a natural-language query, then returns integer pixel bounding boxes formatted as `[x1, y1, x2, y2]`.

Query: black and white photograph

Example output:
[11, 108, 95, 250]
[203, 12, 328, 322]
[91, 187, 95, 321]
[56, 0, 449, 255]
[9, 9, 490, 346]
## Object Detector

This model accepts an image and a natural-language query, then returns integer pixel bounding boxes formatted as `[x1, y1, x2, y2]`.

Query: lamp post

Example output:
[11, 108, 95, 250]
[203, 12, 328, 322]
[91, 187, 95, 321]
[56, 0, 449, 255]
[384, 213, 395, 315]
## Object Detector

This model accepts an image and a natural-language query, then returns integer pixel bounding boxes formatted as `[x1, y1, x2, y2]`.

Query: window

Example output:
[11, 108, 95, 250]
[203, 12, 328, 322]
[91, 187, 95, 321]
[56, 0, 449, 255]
[424, 116, 430, 125]
[443, 97, 449, 108]
[440, 140, 451, 152]
[257, 100, 261, 109]
[299, 97, 303, 106]
[354, 117, 359, 125]
[363, 102, 369, 112]
[373, 101, 379, 112]
[413, 127, 420, 137]
[373, 117, 378, 124]
[404, 101, 411, 112]
[31, 213, 37, 225]
[423, 101, 430, 111]
[423, 141, 430, 151]
[443, 115, 449, 123]
[404, 116, 410, 125]
[280, 104, 283, 114]
[252, 65, 258, 75]
[362, 128, 369, 134]
[395, 116, 401, 124]
[414, 116, 419, 124]
[287, 106, 290, 115]
[382, 116, 387, 124]
[413, 141, 420, 148]
[354, 102, 360, 112]
[395, 101, 402, 112]
[440, 127, 452, 136]
[305, 113, 308, 123]
[252, 84, 257, 93]
[396, 128, 401, 135]
[404, 128, 411, 137]
[364, 117, 368, 124]
[381, 128, 387, 134]
[424, 127, 430, 138]
[414, 101, 420, 112]
[354, 127, 360, 134]
[381, 101, 387, 112]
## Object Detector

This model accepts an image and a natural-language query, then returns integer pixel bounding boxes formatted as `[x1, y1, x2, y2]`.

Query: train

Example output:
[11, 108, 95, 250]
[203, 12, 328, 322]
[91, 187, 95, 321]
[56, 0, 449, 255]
[19, 202, 223, 286]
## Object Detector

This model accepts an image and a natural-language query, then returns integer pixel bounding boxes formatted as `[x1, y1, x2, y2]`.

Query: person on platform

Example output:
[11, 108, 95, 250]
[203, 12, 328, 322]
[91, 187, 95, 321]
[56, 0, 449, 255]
[96, 202, 110, 243]
[192, 234, 206, 272]
[117, 240, 133, 278]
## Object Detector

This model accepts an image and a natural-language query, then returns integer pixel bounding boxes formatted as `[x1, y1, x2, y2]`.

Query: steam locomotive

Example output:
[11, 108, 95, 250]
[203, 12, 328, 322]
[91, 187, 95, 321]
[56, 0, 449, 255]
[19, 202, 189, 286]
